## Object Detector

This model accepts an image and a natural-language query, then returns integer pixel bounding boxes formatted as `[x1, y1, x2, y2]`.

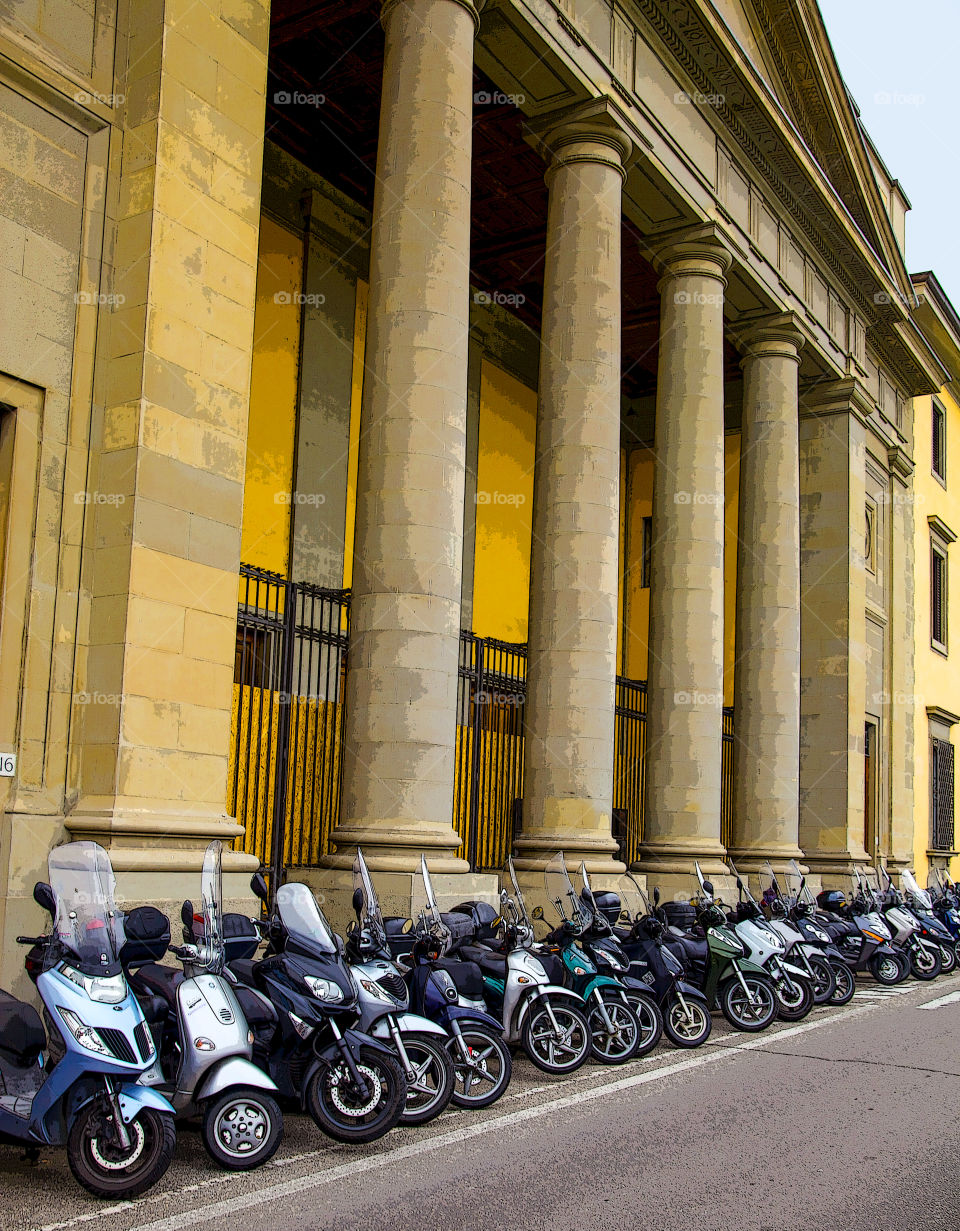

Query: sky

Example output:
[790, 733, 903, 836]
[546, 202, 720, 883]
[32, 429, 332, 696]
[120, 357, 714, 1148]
[817, 0, 960, 307]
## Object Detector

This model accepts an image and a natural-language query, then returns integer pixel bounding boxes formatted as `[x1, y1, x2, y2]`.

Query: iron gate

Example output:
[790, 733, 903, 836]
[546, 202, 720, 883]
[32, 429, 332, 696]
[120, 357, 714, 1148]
[229, 567, 735, 874]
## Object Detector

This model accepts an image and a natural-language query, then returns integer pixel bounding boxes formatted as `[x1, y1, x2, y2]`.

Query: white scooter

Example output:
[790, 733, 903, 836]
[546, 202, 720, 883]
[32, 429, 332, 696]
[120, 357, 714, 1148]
[759, 862, 837, 1004]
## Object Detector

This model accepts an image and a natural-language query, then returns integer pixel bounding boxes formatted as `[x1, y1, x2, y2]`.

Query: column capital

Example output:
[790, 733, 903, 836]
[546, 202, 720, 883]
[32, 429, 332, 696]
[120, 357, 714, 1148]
[731, 311, 806, 364]
[523, 96, 634, 182]
[648, 222, 733, 283]
[382, 0, 484, 33]
[798, 374, 874, 422]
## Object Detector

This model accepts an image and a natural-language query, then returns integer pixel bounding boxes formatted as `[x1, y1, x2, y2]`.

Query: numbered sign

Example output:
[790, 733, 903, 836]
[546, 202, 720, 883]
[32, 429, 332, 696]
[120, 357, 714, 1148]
[0, 753, 15, 777]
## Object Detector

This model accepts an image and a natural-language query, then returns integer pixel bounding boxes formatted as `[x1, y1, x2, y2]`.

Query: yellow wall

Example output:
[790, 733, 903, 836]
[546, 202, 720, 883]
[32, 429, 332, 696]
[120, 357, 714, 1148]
[472, 360, 537, 642]
[912, 386, 960, 884]
[239, 215, 302, 576]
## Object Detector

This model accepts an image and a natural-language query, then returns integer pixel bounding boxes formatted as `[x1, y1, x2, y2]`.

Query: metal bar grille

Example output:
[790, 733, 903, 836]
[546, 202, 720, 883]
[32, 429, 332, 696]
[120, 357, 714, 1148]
[932, 737, 955, 851]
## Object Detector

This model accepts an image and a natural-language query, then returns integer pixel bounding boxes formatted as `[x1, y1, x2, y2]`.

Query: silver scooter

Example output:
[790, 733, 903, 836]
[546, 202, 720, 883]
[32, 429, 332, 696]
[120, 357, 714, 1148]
[128, 841, 283, 1169]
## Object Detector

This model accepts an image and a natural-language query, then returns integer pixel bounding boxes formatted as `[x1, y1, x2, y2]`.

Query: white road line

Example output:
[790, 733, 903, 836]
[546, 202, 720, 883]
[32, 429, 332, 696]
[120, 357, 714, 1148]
[918, 989, 960, 1010]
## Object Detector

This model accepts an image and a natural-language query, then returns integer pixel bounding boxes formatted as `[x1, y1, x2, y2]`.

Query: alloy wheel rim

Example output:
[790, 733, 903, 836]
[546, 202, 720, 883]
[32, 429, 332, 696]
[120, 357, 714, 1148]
[214, 1100, 270, 1156]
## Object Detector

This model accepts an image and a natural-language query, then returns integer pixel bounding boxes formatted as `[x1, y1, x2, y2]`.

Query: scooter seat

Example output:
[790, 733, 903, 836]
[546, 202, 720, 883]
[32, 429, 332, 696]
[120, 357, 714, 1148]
[132, 962, 183, 1008]
[0, 989, 45, 1067]
[229, 958, 258, 987]
[667, 934, 709, 964]
[460, 945, 507, 978]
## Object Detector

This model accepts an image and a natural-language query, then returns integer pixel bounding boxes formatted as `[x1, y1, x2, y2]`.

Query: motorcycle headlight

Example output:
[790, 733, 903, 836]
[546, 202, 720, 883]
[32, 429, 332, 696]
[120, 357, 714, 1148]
[811, 927, 829, 943]
[60, 966, 127, 1005]
[57, 1006, 111, 1055]
[304, 975, 344, 1003]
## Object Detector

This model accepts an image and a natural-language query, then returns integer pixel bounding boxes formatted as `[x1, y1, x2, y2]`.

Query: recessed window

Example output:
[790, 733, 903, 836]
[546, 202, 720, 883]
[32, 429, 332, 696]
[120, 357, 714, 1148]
[933, 400, 946, 484]
[931, 737, 955, 851]
[932, 542, 948, 653]
[640, 516, 652, 589]
[864, 502, 877, 574]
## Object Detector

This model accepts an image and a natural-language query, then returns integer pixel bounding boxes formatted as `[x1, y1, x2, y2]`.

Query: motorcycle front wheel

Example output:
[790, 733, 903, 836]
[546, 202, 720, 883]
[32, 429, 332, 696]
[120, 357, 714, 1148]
[624, 991, 664, 1056]
[719, 974, 777, 1032]
[869, 951, 908, 985]
[939, 943, 958, 975]
[521, 1000, 590, 1075]
[201, 1087, 283, 1171]
[774, 973, 814, 1021]
[306, 1046, 407, 1143]
[447, 1027, 512, 1110]
[808, 954, 836, 1005]
[663, 994, 711, 1048]
[67, 1103, 175, 1199]
[587, 989, 641, 1065]
[909, 944, 942, 981]
[396, 1032, 456, 1125]
[826, 961, 856, 1005]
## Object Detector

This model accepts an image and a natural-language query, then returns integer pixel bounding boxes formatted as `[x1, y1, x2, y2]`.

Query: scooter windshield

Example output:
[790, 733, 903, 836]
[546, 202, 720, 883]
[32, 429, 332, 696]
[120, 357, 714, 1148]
[48, 841, 125, 975]
[614, 872, 647, 922]
[414, 855, 451, 951]
[276, 882, 338, 955]
[578, 863, 605, 930]
[499, 855, 533, 931]
[787, 860, 817, 909]
[353, 848, 387, 950]
[902, 869, 933, 911]
[199, 840, 225, 971]
[544, 852, 591, 932]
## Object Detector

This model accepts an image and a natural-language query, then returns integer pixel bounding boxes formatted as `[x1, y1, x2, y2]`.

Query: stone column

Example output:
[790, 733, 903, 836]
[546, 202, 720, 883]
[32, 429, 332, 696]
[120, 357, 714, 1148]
[728, 316, 805, 872]
[328, 0, 483, 875]
[514, 100, 632, 877]
[636, 226, 732, 889]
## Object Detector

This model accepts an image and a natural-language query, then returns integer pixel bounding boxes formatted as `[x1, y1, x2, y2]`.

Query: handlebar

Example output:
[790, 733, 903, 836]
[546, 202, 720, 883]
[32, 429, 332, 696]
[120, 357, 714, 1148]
[16, 935, 46, 946]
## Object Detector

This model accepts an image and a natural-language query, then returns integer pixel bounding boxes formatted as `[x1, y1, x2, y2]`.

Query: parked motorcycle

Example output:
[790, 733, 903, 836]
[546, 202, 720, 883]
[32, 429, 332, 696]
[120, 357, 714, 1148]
[926, 867, 960, 963]
[783, 861, 856, 1005]
[758, 861, 837, 1004]
[4, 842, 176, 1198]
[877, 865, 949, 979]
[345, 850, 456, 1124]
[724, 861, 815, 1021]
[662, 864, 779, 1032]
[229, 874, 408, 1143]
[452, 858, 592, 1075]
[122, 841, 283, 1170]
[815, 876, 909, 985]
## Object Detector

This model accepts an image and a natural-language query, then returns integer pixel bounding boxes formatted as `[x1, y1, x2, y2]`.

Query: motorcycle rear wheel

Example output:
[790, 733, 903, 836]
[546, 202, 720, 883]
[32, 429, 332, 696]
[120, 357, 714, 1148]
[521, 1000, 590, 1074]
[826, 961, 856, 1005]
[68, 1103, 175, 1199]
[663, 994, 711, 1048]
[719, 975, 777, 1032]
[808, 954, 836, 1005]
[306, 1046, 406, 1143]
[587, 989, 641, 1065]
[909, 944, 942, 981]
[447, 1027, 512, 1110]
[396, 1032, 456, 1125]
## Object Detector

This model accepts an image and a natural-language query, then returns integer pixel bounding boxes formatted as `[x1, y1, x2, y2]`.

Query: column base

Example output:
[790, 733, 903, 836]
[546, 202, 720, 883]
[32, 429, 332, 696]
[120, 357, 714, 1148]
[801, 847, 871, 890]
[511, 828, 625, 875]
[323, 818, 470, 874]
[633, 836, 733, 904]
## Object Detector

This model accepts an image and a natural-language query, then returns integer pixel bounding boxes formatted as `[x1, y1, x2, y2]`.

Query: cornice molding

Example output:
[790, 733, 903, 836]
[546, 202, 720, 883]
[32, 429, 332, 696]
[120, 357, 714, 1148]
[928, 514, 957, 546]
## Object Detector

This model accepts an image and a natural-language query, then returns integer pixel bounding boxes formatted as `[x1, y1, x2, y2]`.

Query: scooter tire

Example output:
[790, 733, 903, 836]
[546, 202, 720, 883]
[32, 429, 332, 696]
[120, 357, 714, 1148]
[808, 954, 837, 1005]
[662, 994, 712, 1048]
[447, 1027, 512, 1110]
[624, 992, 664, 1056]
[940, 944, 958, 976]
[587, 988, 642, 1065]
[68, 1103, 175, 1199]
[521, 1000, 591, 1075]
[869, 952, 907, 985]
[396, 1032, 456, 1125]
[909, 944, 943, 981]
[201, 1087, 283, 1171]
[719, 974, 777, 1032]
[826, 961, 856, 1005]
[773, 974, 814, 1021]
[306, 1046, 407, 1143]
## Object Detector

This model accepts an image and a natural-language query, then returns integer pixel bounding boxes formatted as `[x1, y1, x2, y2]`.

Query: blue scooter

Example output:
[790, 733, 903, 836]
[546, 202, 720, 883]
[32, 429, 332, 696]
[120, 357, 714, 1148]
[3, 841, 176, 1198]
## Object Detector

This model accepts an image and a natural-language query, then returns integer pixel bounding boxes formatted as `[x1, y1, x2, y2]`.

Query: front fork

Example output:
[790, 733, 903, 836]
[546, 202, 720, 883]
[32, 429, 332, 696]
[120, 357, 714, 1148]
[387, 1018, 417, 1082]
[590, 988, 617, 1036]
[733, 964, 763, 1005]
[103, 1078, 131, 1152]
[330, 1019, 371, 1101]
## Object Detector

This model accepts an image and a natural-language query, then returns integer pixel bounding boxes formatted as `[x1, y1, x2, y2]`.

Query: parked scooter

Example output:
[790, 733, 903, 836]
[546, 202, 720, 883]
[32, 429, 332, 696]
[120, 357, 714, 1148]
[538, 853, 642, 1064]
[783, 862, 856, 1005]
[662, 864, 779, 1032]
[599, 874, 713, 1048]
[123, 841, 283, 1170]
[758, 862, 837, 1005]
[345, 850, 456, 1124]
[926, 867, 960, 964]
[453, 858, 592, 1075]
[816, 877, 909, 985]
[725, 861, 815, 1021]
[229, 875, 408, 1143]
[877, 866, 949, 979]
[4, 842, 176, 1198]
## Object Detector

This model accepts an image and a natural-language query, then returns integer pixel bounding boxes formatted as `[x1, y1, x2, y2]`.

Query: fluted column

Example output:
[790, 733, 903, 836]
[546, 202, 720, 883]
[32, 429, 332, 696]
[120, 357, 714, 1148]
[637, 227, 732, 884]
[330, 0, 483, 873]
[728, 316, 805, 871]
[514, 101, 632, 874]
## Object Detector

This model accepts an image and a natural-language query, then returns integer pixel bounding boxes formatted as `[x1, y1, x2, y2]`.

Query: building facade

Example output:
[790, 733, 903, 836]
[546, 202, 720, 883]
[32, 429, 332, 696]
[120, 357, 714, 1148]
[0, 0, 946, 991]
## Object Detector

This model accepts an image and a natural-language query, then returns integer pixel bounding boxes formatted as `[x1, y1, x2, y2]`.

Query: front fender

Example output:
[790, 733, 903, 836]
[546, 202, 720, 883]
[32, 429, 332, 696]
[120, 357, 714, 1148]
[734, 959, 770, 978]
[514, 985, 585, 1032]
[370, 1012, 448, 1038]
[675, 981, 708, 1002]
[195, 1057, 278, 1104]
[116, 1084, 176, 1124]
[582, 975, 627, 1000]
[781, 961, 813, 981]
[443, 1004, 504, 1034]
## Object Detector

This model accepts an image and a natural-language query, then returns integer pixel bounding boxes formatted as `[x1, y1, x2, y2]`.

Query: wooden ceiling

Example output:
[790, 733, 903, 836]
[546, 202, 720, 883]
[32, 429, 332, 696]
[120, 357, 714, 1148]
[265, 0, 736, 399]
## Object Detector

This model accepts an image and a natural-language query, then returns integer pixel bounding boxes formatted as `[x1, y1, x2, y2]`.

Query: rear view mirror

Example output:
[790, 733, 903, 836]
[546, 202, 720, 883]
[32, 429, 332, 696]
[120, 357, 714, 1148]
[181, 900, 194, 929]
[653, 887, 661, 905]
[352, 888, 364, 918]
[702, 880, 714, 894]
[531, 905, 544, 920]
[736, 877, 744, 891]
[33, 881, 55, 918]
[250, 872, 269, 904]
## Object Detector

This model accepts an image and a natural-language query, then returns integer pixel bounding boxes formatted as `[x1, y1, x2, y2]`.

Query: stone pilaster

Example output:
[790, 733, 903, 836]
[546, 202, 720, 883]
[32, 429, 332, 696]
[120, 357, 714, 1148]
[328, 0, 483, 874]
[636, 226, 732, 889]
[728, 315, 805, 872]
[513, 100, 632, 876]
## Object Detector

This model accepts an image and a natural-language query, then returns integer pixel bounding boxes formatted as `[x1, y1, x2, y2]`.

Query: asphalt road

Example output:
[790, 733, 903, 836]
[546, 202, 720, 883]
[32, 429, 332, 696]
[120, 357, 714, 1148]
[8, 974, 960, 1231]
